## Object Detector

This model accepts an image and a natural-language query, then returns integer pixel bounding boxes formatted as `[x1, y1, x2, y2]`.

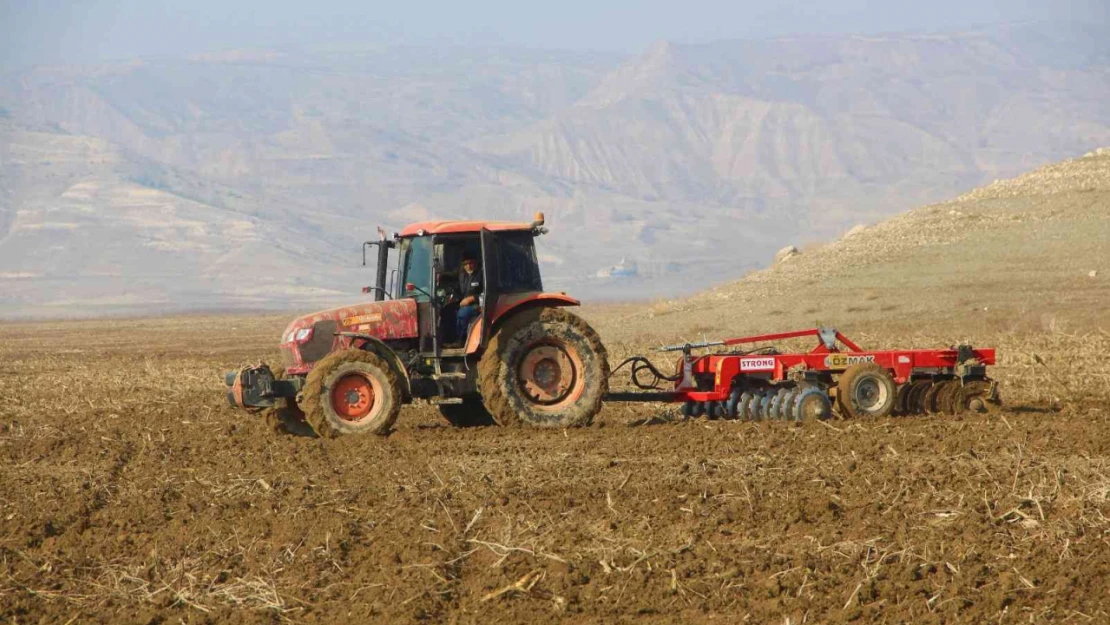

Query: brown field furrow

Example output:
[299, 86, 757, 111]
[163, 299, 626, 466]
[1, 314, 1108, 624]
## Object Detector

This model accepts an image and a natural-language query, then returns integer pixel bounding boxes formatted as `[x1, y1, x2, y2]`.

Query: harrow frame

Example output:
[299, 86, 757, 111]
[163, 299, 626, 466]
[604, 327, 999, 420]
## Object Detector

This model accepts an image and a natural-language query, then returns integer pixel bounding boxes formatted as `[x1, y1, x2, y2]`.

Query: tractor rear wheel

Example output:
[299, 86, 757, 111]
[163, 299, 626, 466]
[478, 307, 608, 428]
[837, 363, 896, 419]
[301, 349, 402, 437]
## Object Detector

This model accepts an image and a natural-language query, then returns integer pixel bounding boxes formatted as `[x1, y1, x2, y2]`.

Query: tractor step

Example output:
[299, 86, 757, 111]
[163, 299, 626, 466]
[433, 372, 468, 380]
[431, 398, 464, 405]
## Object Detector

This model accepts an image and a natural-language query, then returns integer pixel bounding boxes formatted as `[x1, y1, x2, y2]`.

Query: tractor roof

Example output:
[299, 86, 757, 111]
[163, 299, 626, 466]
[399, 220, 538, 237]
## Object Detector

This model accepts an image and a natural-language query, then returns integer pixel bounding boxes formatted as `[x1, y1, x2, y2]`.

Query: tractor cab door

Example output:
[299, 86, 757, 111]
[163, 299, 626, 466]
[479, 228, 500, 348]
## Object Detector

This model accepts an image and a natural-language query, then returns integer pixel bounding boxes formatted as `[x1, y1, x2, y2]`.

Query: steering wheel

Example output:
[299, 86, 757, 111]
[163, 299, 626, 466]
[436, 284, 460, 307]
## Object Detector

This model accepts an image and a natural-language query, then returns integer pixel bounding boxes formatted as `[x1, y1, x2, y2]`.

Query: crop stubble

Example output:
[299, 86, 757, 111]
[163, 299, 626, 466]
[0, 314, 1108, 624]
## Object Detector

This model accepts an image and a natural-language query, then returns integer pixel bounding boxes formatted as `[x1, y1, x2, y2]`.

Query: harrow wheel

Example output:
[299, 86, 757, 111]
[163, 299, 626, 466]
[301, 349, 402, 437]
[837, 363, 896, 419]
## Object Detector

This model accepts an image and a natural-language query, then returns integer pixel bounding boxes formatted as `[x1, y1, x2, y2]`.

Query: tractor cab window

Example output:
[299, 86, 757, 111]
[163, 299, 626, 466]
[497, 232, 543, 293]
[399, 236, 433, 302]
[435, 237, 482, 283]
[433, 236, 482, 302]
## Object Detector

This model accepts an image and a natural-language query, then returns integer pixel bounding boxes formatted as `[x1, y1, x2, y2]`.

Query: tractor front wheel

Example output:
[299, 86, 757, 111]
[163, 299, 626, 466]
[478, 308, 609, 428]
[301, 349, 402, 437]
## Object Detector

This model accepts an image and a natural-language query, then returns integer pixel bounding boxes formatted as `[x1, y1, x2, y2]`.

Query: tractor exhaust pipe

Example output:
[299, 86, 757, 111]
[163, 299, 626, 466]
[363, 228, 395, 302]
[375, 229, 390, 302]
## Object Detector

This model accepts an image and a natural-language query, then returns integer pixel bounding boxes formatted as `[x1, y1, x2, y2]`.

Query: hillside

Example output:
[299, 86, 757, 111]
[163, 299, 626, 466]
[1, 22, 1108, 315]
[592, 147, 1110, 389]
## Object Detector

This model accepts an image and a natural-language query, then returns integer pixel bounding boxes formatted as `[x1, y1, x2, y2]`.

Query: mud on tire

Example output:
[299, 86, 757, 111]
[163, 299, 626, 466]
[301, 349, 402, 437]
[477, 307, 609, 428]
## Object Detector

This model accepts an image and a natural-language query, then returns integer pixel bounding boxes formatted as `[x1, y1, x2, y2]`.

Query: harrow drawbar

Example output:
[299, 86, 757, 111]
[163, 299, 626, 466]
[604, 327, 1000, 422]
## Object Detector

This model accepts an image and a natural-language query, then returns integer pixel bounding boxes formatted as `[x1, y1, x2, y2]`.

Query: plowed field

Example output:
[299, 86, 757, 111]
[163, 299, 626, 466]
[2, 313, 1108, 624]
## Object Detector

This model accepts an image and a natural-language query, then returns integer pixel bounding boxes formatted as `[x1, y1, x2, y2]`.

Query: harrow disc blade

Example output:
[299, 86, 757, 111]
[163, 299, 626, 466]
[738, 392, 754, 420]
[923, 382, 947, 414]
[792, 388, 832, 422]
[746, 393, 763, 421]
[769, 389, 788, 421]
[935, 380, 962, 414]
[894, 383, 914, 416]
[956, 380, 1000, 414]
[906, 381, 933, 415]
[724, 389, 742, 420]
[757, 392, 772, 420]
[781, 388, 801, 420]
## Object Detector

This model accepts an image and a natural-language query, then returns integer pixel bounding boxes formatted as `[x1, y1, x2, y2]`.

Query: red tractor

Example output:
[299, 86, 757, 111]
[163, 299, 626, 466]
[225, 213, 610, 436]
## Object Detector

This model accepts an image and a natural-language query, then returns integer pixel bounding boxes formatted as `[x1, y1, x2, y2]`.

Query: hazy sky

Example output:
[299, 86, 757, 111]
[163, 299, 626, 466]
[1, 0, 1107, 69]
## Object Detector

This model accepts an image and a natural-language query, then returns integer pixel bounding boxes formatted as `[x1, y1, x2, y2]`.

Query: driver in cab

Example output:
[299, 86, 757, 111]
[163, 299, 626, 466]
[456, 255, 482, 342]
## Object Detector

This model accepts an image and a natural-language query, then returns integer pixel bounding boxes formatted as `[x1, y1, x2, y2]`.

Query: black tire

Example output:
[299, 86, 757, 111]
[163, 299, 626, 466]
[478, 308, 609, 428]
[439, 396, 496, 427]
[301, 349, 402, 437]
[837, 363, 896, 419]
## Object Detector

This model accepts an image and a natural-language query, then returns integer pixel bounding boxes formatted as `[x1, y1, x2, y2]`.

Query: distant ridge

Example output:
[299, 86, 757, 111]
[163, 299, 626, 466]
[1, 22, 1108, 316]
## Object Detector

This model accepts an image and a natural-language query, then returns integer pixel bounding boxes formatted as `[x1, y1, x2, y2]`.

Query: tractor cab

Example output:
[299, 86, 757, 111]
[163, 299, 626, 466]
[365, 212, 557, 356]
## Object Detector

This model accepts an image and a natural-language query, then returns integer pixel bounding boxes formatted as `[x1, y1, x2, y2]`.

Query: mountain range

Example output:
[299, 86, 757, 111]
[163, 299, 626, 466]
[1, 21, 1108, 316]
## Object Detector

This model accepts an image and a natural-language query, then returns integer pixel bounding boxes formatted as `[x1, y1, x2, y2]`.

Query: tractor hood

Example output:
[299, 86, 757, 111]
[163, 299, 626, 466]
[280, 298, 419, 372]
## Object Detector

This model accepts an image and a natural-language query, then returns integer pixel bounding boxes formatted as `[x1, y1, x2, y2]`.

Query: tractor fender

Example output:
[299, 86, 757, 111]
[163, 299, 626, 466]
[336, 332, 412, 397]
[465, 292, 580, 354]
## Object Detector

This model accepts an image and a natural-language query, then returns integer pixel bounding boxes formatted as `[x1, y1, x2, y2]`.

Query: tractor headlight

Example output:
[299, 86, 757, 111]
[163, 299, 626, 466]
[292, 328, 314, 343]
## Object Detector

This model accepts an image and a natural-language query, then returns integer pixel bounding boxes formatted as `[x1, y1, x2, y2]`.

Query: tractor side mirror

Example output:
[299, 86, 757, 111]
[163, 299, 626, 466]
[362, 286, 372, 293]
